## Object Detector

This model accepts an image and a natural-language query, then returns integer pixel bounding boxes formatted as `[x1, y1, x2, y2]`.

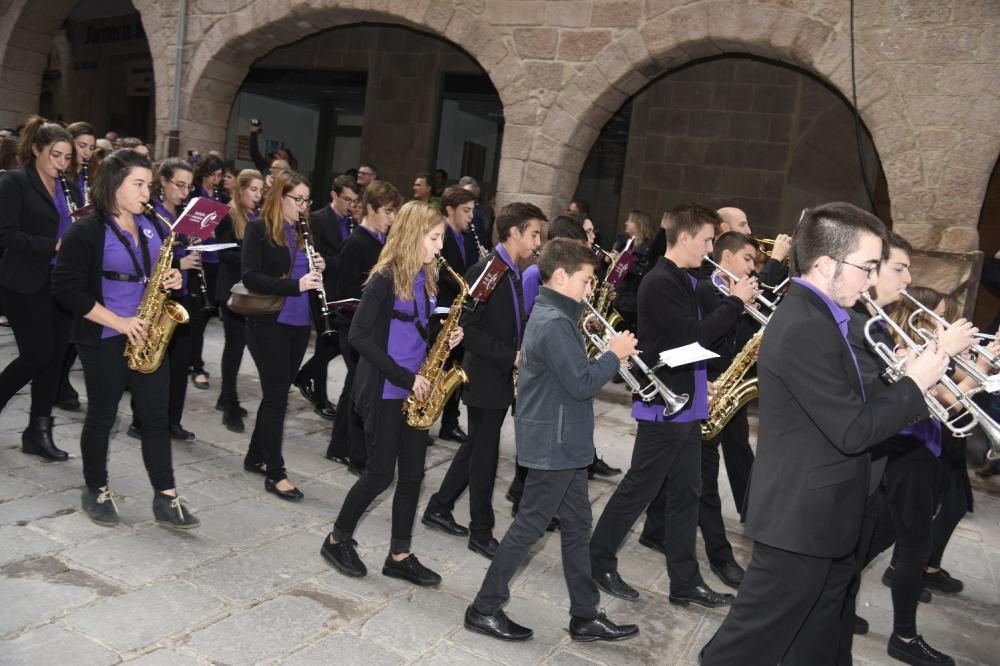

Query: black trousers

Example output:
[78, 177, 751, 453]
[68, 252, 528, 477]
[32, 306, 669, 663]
[296, 319, 340, 404]
[333, 399, 428, 554]
[130, 316, 191, 429]
[0, 278, 71, 418]
[245, 320, 310, 482]
[327, 326, 365, 465]
[591, 419, 702, 592]
[78, 335, 175, 492]
[701, 541, 857, 666]
[928, 459, 970, 569]
[426, 405, 507, 539]
[719, 405, 754, 516]
[59, 343, 78, 398]
[474, 467, 599, 619]
[218, 305, 247, 406]
[187, 264, 218, 374]
[837, 489, 885, 665]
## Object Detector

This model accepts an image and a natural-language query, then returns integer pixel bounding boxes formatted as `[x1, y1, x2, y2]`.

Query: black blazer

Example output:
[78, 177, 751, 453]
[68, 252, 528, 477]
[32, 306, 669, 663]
[695, 278, 759, 380]
[334, 225, 383, 302]
[459, 253, 521, 409]
[310, 205, 352, 293]
[214, 211, 243, 301]
[637, 257, 744, 402]
[744, 281, 928, 558]
[241, 218, 301, 297]
[0, 166, 71, 293]
[439, 226, 478, 309]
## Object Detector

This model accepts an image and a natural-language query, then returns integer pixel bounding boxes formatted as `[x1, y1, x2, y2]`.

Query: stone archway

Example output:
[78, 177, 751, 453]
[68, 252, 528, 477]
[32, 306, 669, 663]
[171, 1, 528, 162]
[512, 0, 1000, 252]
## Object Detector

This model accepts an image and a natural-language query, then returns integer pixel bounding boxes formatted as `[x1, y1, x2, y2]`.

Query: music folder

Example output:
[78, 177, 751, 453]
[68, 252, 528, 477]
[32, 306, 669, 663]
[171, 197, 231, 241]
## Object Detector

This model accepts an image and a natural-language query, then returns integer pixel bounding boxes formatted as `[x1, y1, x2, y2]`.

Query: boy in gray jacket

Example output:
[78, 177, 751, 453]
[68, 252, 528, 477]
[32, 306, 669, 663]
[464, 238, 640, 643]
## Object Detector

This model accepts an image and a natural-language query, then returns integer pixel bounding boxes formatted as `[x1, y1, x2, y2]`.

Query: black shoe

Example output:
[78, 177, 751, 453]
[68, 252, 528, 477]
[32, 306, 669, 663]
[882, 566, 932, 603]
[314, 400, 336, 421]
[592, 571, 640, 601]
[464, 606, 533, 641]
[468, 536, 499, 559]
[438, 426, 469, 443]
[887, 633, 955, 665]
[854, 614, 869, 635]
[243, 461, 266, 475]
[505, 488, 517, 503]
[669, 583, 734, 608]
[169, 424, 196, 441]
[923, 568, 963, 594]
[265, 477, 304, 501]
[55, 385, 80, 411]
[153, 493, 200, 529]
[126, 423, 141, 440]
[190, 371, 209, 390]
[422, 511, 469, 537]
[21, 416, 69, 461]
[638, 534, 666, 555]
[710, 560, 745, 589]
[382, 553, 441, 586]
[215, 398, 247, 417]
[321, 535, 367, 577]
[588, 457, 621, 479]
[347, 463, 365, 477]
[81, 487, 119, 526]
[294, 376, 317, 404]
[570, 612, 639, 642]
[222, 406, 245, 433]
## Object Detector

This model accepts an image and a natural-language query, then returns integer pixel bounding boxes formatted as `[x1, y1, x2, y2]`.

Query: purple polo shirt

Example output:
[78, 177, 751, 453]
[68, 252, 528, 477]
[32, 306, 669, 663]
[522, 264, 541, 315]
[449, 225, 467, 266]
[101, 214, 163, 338]
[632, 273, 708, 423]
[495, 244, 525, 347]
[362, 224, 386, 245]
[276, 224, 311, 327]
[899, 418, 943, 457]
[334, 209, 352, 242]
[150, 200, 188, 297]
[792, 277, 864, 397]
[51, 185, 73, 265]
[383, 271, 435, 399]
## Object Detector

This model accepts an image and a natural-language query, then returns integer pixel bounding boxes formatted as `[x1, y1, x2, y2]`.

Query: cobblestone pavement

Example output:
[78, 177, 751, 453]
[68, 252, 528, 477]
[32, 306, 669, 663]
[1, 320, 997, 665]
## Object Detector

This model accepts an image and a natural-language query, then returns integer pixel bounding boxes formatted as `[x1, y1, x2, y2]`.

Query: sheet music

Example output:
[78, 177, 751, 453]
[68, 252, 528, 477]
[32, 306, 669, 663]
[658, 343, 719, 368]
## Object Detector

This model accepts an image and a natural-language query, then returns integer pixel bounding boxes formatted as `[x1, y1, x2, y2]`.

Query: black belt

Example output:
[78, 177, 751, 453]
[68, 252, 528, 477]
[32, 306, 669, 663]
[102, 271, 147, 283]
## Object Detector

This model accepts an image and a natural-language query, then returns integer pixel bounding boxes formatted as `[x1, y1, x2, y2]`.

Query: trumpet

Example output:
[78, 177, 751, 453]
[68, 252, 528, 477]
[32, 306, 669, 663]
[702, 255, 774, 326]
[755, 237, 789, 264]
[862, 293, 1000, 456]
[899, 288, 1000, 375]
[581, 298, 688, 416]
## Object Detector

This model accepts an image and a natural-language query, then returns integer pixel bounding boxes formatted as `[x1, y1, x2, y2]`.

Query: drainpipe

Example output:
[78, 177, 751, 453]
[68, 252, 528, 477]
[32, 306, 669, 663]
[166, 0, 187, 157]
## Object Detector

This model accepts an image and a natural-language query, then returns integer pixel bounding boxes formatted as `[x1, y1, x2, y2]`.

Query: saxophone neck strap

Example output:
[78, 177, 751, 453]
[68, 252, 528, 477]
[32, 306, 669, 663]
[390, 289, 431, 343]
[103, 215, 151, 279]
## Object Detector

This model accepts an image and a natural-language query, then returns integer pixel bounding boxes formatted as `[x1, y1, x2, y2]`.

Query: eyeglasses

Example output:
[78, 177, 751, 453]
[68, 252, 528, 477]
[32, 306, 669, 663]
[285, 195, 312, 206]
[839, 259, 878, 278]
[341, 196, 360, 206]
[170, 181, 193, 191]
[357, 170, 374, 176]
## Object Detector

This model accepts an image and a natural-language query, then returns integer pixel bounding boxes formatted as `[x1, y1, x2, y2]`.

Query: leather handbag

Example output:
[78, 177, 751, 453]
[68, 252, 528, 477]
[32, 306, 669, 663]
[227, 280, 285, 316]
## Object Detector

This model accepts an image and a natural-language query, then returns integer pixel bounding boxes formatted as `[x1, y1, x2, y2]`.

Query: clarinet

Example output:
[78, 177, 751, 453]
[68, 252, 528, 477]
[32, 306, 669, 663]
[58, 171, 78, 215]
[298, 213, 335, 337]
[469, 223, 489, 260]
[81, 160, 91, 207]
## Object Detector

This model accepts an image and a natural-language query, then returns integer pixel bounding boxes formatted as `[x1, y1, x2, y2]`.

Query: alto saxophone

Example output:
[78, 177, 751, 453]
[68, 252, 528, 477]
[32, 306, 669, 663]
[582, 245, 623, 358]
[403, 257, 470, 429]
[124, 205, 191, 373]
[701, 327, 763, 439]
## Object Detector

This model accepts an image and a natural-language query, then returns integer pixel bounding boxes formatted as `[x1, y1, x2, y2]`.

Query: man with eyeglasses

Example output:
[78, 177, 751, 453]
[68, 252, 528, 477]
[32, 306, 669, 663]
[699, 203, 950, 666]
[294, 175, 361, 420]
[356, 164, 377, 192]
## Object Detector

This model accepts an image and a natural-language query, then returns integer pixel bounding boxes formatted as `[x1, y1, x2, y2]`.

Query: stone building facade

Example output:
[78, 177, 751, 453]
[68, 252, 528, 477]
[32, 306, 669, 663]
[1, 0, 999, 253]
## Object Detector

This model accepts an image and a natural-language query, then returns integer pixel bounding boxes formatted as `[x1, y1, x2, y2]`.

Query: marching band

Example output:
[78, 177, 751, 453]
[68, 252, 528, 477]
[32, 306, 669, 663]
[1, 114, 997, 666]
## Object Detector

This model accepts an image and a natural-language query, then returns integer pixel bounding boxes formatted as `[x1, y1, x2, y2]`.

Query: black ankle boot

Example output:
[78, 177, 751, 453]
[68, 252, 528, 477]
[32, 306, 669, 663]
[222, 404, 245, 433]
[22, 416, 68, 461]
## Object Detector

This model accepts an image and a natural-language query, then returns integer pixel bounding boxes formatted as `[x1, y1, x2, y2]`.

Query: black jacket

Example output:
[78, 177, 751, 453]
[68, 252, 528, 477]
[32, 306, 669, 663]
[439, 226, 478, 309]
[240, 218, 303, 322]
[744, 281, 928, 558]
[52, 211, 170, 348]
[637, 257, 744, 402]
[694, 278, 759, 380]
[459, 253, 521, 409]
[310, 205, 353, 293]
[0, 166, 75, 293]
[334, 225, 383, 302]
[214, 212, 243, 301]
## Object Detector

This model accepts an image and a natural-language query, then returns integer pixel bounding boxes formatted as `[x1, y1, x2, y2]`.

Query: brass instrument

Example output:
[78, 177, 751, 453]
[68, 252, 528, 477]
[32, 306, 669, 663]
[404, 257, 470, 429]
[581, 298, 688, 416]
[125, 205, 191, 373]
[862, 293, 1000, 457]
[703, 255, 775, 324]
[583, 244, 624, 357]
[756, 237, 789, 264]
[702, 328, 763, 439]
[148, 205, 213, 313]
[298, 213, 335, 337]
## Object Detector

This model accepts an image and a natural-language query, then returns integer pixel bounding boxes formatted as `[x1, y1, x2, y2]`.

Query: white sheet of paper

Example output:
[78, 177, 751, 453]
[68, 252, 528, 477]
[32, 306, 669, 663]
[658, 342, 719, 368]
[184, 243, 238, 252]
[432, 306, 451, 315]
